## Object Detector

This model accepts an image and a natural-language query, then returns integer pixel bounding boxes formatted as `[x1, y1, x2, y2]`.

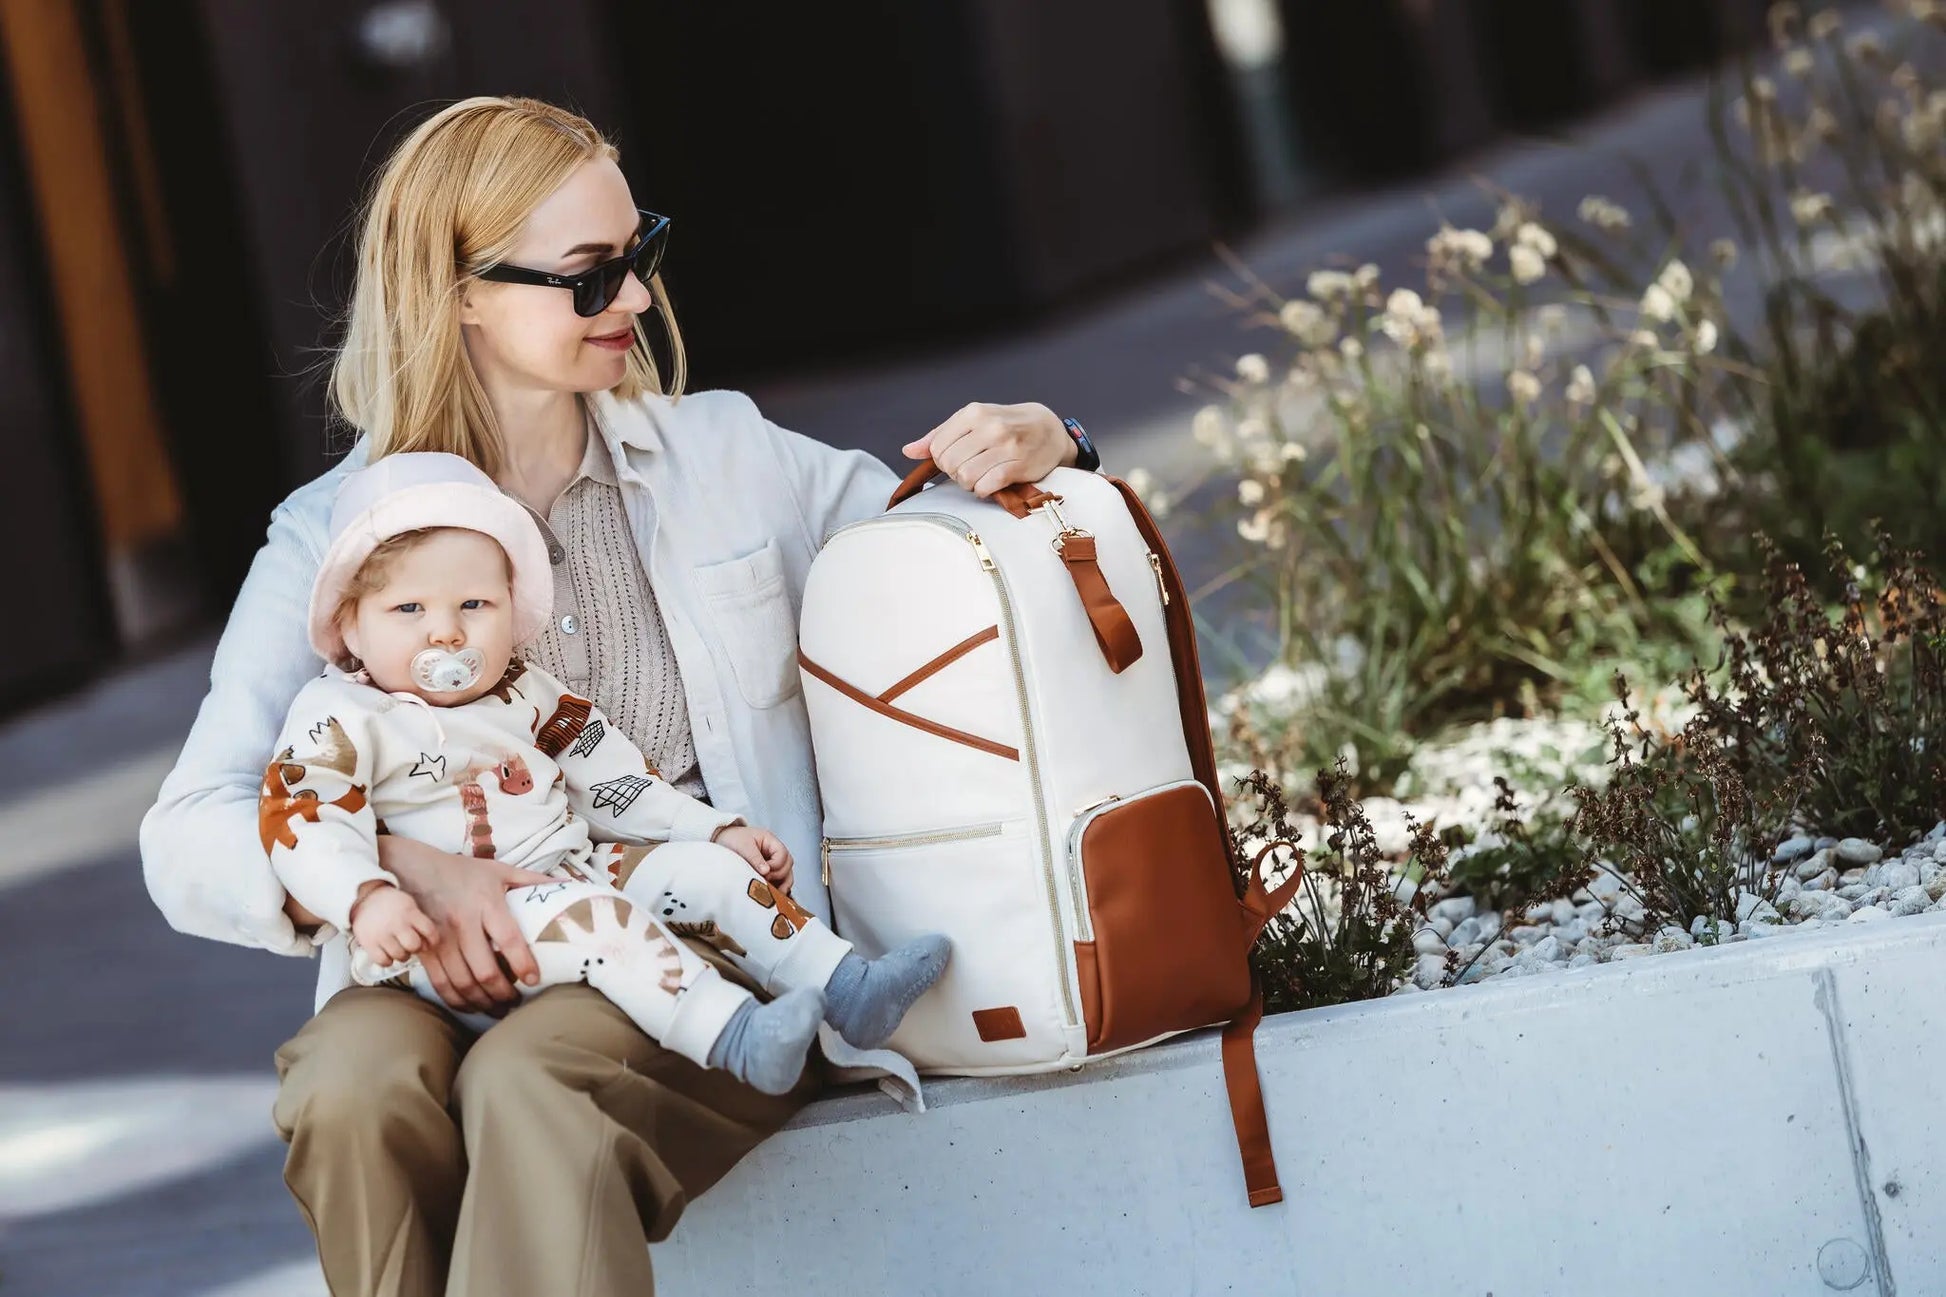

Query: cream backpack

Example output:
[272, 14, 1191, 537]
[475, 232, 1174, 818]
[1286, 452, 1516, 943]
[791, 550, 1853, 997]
[796, 460, 1303, 1207]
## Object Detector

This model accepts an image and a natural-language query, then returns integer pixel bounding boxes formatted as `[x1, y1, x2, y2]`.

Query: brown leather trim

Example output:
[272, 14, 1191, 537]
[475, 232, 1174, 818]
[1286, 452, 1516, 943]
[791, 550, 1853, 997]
[1073, 941, 1103, 1050]
[885, 457, 1051, 519]
[1223, 988, 1283, 1207]
[1055, 533, 1143, 673]
[1107, 478, 1223, 836]
[798, 651, 1020, 762]
[971, 1006, 1026, 1042]
[878, 625, 1000, 703]
[1075, 784, 1251, 1054]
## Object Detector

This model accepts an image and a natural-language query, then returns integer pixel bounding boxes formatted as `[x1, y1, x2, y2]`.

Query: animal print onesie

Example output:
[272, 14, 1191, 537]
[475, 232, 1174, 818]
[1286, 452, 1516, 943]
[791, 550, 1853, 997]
[260, 659, 854, 1063]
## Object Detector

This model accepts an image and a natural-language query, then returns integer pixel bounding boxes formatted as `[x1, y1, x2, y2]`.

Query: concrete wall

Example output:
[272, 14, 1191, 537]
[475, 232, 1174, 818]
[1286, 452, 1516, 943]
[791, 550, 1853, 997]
[659, 914, 1946, 1295]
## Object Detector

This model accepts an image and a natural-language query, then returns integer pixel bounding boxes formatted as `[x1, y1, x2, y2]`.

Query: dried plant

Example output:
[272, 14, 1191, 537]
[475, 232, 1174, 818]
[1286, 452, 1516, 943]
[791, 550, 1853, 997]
[1233, 763, 1450, 1012]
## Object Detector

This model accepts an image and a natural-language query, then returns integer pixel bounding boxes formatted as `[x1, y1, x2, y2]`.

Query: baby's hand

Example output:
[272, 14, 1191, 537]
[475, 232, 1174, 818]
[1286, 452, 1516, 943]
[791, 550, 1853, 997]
[350, 881, 438, 967]
[714, 825, 796, 893]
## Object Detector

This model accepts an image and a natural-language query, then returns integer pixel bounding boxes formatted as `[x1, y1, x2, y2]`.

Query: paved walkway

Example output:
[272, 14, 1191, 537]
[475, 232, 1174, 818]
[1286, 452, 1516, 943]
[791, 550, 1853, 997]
[1, 58, 1792, 1295]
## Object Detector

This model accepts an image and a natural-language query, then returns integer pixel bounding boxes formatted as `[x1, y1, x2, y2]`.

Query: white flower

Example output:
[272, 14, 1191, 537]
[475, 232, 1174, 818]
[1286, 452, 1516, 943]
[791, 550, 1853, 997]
[1522, 332, 1545, 369]
[1236, 353, 1271, 384]
[1710, 238, 1739, 268]
[1808, 9, 1842, 40]
[1566, 364, 1597, 406]
[1355, 263, 1381, 287]
[1791, 189, 1834, 223]
[1750, 75, 1778, 101]
[1422, 348, 1453, 380]
[1577, 195, 1632, 232]
[1694, 319, 1719, 354]
[1786, 47, 1815, 77]
[1281, 300, 1338, 347]
[1340, 337, 1364, 361]
[1640, 283, 1678, 322]
[1281, 441, 1309, 463]
[1148, 490, 1172, 518]
[1426, 225, 1493, 272]
[1125, 468, 1156, 498]
[1807, 104, 1840, 142]
[1631, 329, 1661, 350]
[1307, 270, 1356, 300]
[1385, 287, 1424, 320]
[1537, 303, 1568, 333]
[1237, 478, 1266, 506]
[1506, 369, 1542, 406]
[1236, 417, 1270, 444]
[1237, 511, 1273, 545]
[1656, 259, 1694, 303]
[1509, 244, 1547, 284]
[1192, 406, 1228, 447]
[1515, 221, 1558, 258]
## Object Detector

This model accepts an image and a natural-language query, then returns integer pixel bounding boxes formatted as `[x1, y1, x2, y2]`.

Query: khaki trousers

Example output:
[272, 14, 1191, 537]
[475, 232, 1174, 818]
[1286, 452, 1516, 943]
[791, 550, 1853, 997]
[273, 963, 816, 1297]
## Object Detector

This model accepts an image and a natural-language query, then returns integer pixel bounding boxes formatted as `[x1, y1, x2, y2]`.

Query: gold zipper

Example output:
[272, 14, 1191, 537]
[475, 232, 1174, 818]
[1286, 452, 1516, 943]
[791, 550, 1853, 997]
[959, 525, 1079, 1026]
[821, 822, 1006, 886]
[1146, 551, 1169, 606]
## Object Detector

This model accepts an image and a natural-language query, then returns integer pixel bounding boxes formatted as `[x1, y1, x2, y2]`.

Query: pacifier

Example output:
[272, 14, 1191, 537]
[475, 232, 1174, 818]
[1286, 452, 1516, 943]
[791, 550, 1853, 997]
[411, 646, 486, 693]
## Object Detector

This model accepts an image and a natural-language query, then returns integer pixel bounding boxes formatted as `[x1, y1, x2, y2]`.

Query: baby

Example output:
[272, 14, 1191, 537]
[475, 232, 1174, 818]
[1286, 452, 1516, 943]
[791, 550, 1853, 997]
[261, 451, 950, 1093]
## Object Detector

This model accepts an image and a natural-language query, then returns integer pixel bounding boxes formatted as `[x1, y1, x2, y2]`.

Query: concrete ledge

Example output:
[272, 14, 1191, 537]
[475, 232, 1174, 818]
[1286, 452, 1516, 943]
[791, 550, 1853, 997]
[659, 915, 1946, 1295]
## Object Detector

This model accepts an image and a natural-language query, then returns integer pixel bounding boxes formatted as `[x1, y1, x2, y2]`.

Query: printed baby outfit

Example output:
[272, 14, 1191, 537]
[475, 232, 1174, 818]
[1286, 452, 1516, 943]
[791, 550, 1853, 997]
[261, 657, 855, 1067]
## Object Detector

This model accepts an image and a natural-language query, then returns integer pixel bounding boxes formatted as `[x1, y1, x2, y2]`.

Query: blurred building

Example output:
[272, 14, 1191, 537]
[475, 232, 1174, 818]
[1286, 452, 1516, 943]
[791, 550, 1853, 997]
[0, 0, 1772, 713]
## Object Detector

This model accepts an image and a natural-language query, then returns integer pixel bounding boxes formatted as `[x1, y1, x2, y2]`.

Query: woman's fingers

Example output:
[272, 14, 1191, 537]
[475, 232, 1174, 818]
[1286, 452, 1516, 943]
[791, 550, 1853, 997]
[432, 939, 492, 1013]
[458, 917, 519, 1004]
[501, 865, 555, 890]
[482, 903, 541, 989]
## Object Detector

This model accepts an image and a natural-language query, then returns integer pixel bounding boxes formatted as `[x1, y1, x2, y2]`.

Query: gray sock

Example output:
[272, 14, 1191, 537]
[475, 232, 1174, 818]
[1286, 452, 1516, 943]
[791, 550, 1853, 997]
[823, 934, 952, 1049]
[705, 986, 824, 1095]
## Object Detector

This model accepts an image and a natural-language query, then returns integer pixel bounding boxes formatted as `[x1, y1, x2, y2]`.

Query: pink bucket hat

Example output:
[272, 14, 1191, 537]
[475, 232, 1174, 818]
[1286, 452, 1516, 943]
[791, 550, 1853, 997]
[307, 452, 553, 664]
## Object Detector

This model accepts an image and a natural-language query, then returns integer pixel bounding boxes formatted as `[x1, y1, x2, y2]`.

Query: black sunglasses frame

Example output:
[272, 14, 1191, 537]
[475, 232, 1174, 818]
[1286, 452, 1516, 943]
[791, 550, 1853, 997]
[475, 209, 670, 318]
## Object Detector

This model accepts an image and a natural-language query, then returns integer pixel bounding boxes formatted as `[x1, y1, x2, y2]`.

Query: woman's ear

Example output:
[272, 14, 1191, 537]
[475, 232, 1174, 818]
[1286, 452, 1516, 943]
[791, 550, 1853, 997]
[457, 280, 484, 327]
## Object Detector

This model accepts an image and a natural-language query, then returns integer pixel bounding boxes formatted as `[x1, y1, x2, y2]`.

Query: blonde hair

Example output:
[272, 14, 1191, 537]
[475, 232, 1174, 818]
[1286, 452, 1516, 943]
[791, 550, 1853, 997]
[329, 96, 686, 477]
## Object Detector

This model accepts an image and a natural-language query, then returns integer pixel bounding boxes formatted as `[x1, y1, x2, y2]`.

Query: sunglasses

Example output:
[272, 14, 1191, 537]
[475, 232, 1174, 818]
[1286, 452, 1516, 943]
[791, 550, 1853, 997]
[476, 209, 671, 318]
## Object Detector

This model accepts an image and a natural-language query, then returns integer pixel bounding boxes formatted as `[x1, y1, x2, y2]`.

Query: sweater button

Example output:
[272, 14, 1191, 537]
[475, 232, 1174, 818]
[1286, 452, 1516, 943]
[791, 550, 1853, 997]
[560, 613, 580, 635]
[548, 544, 566, 565]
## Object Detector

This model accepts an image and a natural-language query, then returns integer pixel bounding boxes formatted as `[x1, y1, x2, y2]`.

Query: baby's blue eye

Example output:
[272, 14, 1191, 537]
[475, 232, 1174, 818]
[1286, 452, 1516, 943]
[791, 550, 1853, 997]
[394, 602, 422, 614]
[463, 598, 489, 610]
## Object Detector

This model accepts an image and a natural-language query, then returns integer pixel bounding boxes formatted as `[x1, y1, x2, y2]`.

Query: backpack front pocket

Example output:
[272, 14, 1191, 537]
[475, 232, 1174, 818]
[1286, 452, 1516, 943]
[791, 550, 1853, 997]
[1069, 779, 1252, 1053]
[822, 818, 1071, 1071]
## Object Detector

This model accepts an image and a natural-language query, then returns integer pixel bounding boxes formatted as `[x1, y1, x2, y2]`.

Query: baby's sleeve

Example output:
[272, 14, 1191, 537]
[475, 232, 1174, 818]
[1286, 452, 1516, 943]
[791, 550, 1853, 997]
[260, 683, 392, 933]
[528, 669, 744, 845]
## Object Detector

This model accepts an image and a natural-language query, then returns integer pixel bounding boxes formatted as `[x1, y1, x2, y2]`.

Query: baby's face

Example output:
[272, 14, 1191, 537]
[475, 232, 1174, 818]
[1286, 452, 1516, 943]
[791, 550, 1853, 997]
[343, 528, 517, 705]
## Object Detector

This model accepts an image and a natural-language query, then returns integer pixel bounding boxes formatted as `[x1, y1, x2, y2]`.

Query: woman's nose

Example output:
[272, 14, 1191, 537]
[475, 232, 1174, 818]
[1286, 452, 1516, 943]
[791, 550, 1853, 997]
[612, 267, 653, 316]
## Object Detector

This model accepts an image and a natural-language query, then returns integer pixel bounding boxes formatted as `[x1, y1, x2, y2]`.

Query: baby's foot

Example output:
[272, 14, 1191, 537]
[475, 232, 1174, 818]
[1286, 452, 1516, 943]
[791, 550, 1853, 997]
[823, 935, 952, 1049]
[706, 987, 824, 1095]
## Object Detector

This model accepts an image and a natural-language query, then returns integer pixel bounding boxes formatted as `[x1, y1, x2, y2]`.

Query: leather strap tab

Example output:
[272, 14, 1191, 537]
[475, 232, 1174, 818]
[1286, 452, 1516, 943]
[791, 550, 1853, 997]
[1056, 533, 1143, 674]
[887, 458, 1047, 519]
[1223, 839, 1304, 1208]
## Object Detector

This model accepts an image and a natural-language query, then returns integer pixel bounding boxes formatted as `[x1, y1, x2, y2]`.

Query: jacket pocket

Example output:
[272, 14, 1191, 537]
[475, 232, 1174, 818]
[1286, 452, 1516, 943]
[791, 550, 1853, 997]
[692, 539, 801, 708]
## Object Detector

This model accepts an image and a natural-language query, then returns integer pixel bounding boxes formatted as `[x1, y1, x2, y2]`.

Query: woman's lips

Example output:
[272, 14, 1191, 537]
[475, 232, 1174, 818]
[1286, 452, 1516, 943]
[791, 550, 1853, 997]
[587, 330, 633, 352]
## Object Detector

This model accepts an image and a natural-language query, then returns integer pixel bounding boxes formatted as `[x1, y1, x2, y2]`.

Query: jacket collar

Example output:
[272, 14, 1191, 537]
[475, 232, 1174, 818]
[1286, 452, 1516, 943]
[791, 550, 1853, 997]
[589, 389, 667, 460]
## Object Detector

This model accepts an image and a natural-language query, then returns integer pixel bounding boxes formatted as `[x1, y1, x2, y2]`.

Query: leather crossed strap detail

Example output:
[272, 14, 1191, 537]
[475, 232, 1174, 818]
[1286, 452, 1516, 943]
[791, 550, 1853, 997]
[798, 637, 1019, 762]
[887, 459, 1142, 675]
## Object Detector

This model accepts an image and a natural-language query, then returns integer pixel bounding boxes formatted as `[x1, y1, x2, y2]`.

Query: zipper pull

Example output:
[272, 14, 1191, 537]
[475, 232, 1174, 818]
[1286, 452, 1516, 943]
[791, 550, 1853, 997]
[968, 532, 996, 572]
[1146, 551, 1170, 606]
[820, 839, 832, 887]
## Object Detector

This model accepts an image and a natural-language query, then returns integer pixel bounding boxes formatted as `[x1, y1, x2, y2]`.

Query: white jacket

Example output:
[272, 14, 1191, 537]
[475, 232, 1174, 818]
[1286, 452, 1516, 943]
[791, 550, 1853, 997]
[142, 389, 901, 958]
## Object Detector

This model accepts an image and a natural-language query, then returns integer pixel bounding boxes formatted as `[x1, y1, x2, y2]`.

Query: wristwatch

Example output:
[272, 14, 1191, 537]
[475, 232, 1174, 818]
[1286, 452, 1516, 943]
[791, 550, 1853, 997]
[1061, 416, 1101, 472]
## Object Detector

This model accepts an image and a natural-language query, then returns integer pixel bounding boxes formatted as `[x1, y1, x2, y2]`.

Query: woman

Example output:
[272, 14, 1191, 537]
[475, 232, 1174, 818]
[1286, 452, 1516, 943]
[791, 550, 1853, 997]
[140, 96, 1094, 1297]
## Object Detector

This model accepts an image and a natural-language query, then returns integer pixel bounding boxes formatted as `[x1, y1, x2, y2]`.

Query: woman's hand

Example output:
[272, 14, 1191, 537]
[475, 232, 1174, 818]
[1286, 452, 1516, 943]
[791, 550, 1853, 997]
[377, 835, 555, 1013]
[901, 402, 1078, 498]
